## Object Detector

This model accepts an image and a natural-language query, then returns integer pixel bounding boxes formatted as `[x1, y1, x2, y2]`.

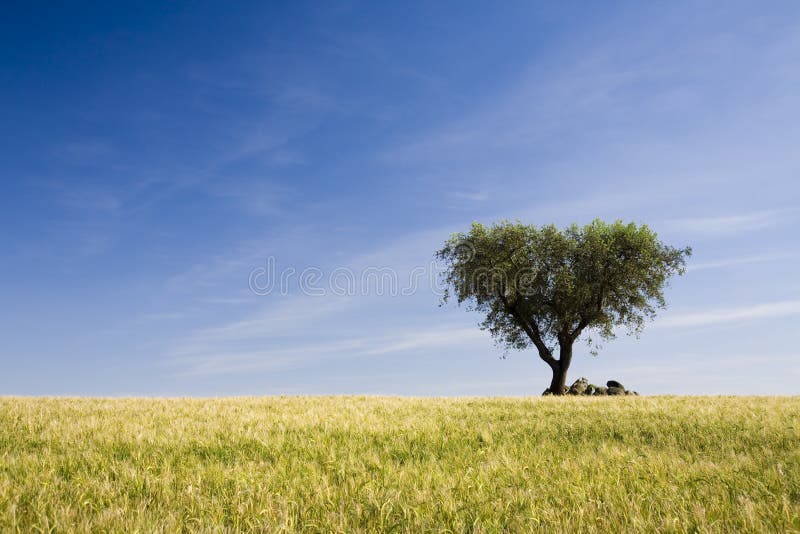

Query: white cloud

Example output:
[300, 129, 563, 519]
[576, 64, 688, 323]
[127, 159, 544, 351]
[139, 312, 187, 322]
[360, 328, 485, 356]
[664, 210, 792, 237]
[687, 251, 800, 271]
[169, 324, 489, 375]
[184, 296, 353, 345]
[209, 179, 290, 216]
[53, 139, 113, 163]
[657, 300, 800, 328]
[594, 352, 800, 394]
[449, 191, 489, 202]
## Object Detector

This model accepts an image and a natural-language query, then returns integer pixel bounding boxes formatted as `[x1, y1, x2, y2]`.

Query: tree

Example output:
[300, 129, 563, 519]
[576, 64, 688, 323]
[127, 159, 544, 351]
[436, 219, 691, 395]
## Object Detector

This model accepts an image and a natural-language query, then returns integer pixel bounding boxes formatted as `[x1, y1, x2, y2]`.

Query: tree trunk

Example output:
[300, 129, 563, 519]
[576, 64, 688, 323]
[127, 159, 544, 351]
[548, 363, 568, 395]
[547, 338, 574, 395]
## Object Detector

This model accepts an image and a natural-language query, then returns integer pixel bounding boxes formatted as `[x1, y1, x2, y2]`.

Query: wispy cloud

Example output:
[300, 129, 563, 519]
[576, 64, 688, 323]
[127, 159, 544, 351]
[52, 139, 114, 164]
[359, 328, 485, 356]
[687, 251, 800, 271]
[59, 188, 122, 215]
[169, 323, 487, 375]
[139, 312, 188, 322]
[449, 190, 489, 202]
[657, 300, 800, 328]
[209, 179, 291, 216]
[373, 13, 800, 235]
[181, 297, 353, 346]
[596, 352, 800, 394]
[664, 210, 793, 237]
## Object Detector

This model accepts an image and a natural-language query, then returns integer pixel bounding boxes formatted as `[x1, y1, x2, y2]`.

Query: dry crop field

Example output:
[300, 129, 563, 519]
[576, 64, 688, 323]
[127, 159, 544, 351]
[1, 396, 798, 532]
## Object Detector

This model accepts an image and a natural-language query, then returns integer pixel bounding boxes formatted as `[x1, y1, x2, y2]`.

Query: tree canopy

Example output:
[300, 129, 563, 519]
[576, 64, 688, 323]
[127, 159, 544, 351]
[437, 219, 691, 394]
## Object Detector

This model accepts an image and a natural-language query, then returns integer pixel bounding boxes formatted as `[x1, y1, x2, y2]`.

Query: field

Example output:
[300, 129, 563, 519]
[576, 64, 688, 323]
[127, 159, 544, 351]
[1, 396, 798, 532]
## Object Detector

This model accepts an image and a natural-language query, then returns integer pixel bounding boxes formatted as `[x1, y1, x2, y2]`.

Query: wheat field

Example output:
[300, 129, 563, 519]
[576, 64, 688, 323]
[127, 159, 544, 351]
[1, 396, 798, 532]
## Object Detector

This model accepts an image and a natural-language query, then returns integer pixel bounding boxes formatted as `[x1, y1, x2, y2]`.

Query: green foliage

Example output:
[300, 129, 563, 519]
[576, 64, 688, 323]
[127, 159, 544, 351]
[1, 397, 798, 532]
[437, 219, 691, 356]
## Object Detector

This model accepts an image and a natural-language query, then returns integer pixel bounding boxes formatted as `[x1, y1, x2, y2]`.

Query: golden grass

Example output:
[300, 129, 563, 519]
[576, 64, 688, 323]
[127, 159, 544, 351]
[1, 396, 798, 532]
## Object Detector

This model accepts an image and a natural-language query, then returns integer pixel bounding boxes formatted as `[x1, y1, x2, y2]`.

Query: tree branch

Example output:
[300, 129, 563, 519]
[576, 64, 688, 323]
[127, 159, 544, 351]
[499, 292, 558, 367]
[569, 278, 607, 340]
[569, 317, 590, 341]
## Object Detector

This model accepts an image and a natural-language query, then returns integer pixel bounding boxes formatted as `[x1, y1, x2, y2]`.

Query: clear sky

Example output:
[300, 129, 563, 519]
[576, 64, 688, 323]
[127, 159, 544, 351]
[2, 1, 799, 396]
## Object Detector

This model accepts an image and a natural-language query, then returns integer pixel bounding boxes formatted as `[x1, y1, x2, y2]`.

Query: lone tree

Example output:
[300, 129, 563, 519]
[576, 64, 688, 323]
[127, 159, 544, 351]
[437, 220, 690, 394]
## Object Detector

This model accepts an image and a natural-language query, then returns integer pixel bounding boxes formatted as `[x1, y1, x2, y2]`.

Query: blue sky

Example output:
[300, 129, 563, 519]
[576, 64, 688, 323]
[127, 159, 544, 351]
[2, 1, 799, 395]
